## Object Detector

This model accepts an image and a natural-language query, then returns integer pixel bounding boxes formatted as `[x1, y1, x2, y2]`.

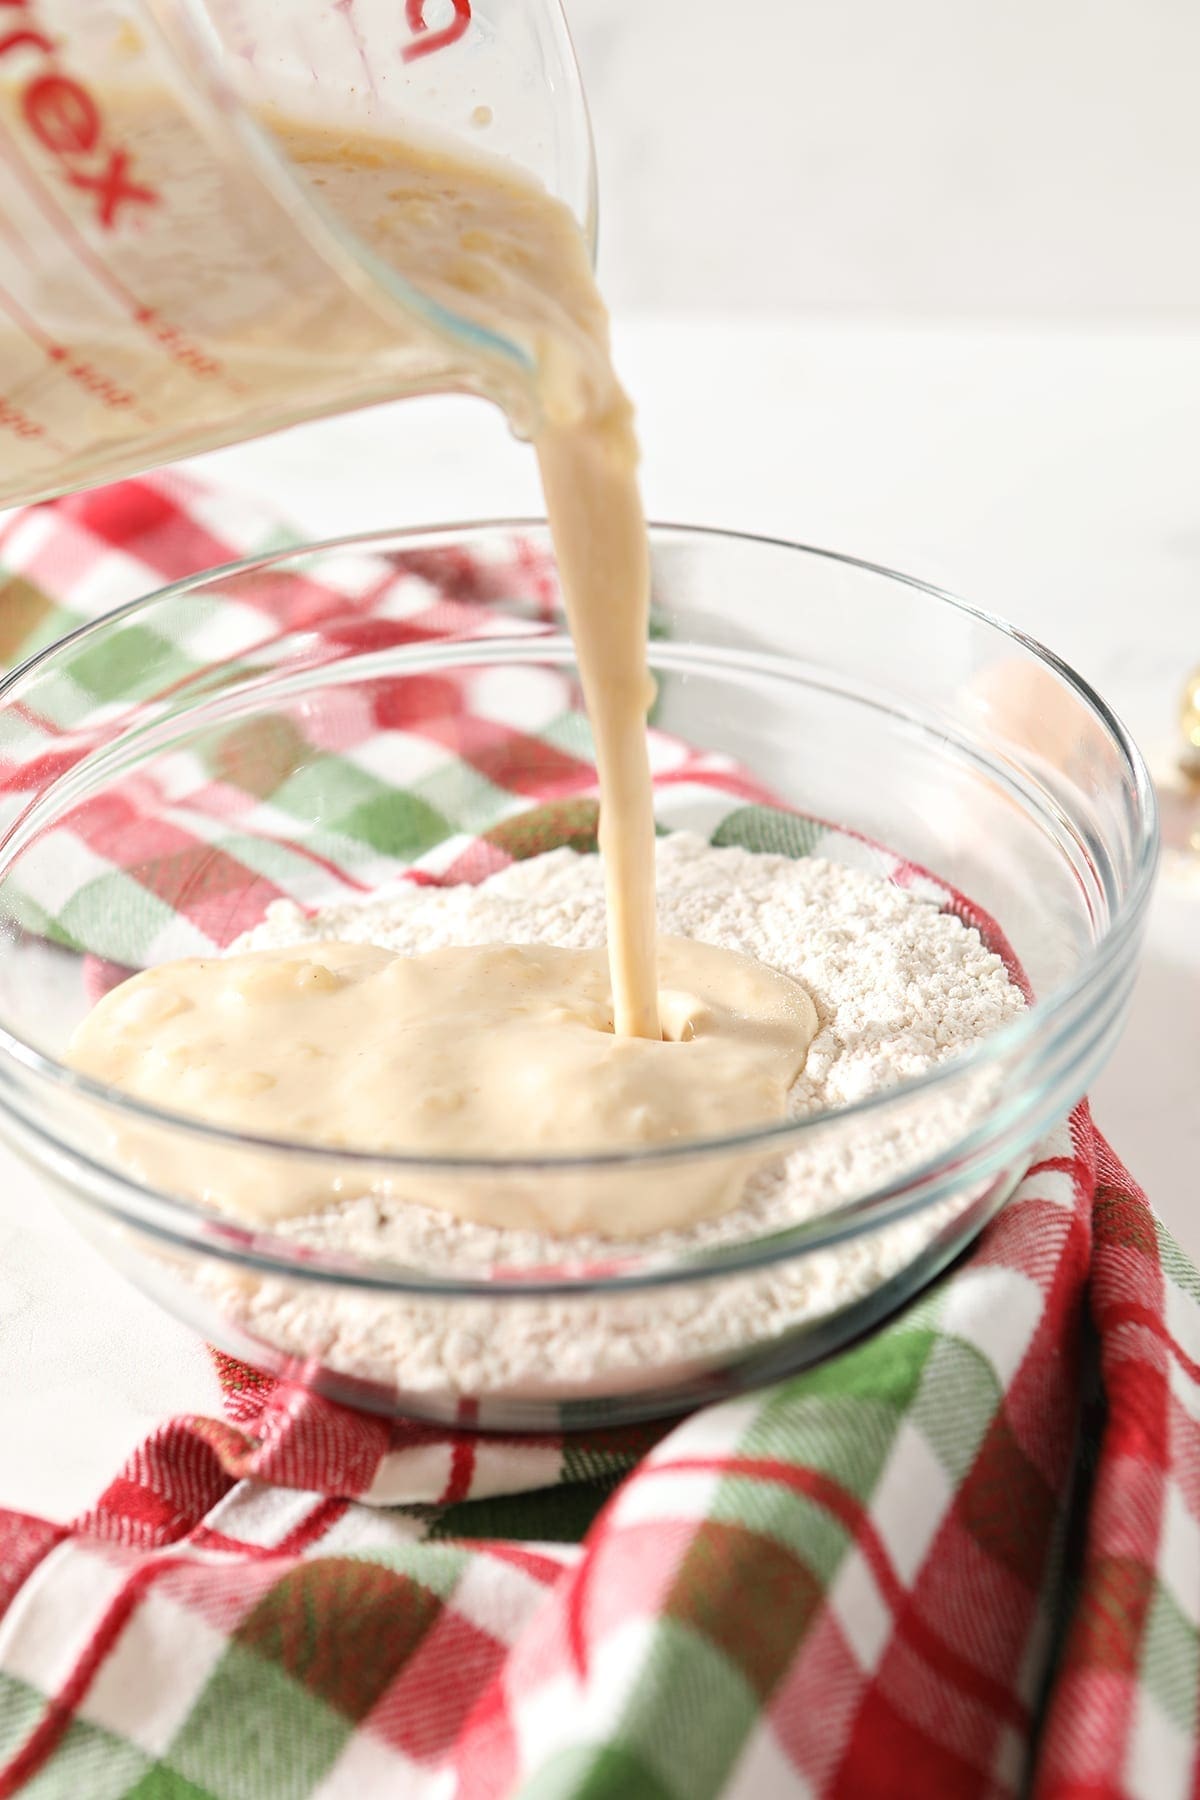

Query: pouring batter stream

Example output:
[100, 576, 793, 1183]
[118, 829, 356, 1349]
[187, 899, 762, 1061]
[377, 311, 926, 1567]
[65, 119, 822, 1235]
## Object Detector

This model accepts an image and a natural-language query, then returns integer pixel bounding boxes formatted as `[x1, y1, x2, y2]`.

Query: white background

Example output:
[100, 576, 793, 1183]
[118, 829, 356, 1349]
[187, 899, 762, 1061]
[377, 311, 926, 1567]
[568, 0, 1200, 317]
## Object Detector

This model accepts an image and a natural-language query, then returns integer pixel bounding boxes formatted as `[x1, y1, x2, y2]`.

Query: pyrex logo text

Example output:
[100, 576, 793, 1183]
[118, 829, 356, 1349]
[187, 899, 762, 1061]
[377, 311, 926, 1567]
[0, 0, 158, 229]
[402, 0, 471, 63]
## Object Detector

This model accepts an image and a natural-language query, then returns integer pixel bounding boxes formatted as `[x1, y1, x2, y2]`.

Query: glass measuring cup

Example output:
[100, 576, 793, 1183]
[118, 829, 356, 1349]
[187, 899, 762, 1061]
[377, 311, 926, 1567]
[0, 0, 595, 507]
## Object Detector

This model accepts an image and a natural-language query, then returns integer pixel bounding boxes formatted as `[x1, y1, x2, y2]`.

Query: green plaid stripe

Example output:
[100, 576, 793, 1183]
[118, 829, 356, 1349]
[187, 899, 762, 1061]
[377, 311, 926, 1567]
[1143, 1581, 1200, 1733]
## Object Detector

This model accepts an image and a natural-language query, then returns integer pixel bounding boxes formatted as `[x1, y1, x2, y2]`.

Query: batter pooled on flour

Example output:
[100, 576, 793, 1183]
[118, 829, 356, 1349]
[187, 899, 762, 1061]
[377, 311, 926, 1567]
[66, 836, 1026, 1258]
[66, 930, 818, 1237]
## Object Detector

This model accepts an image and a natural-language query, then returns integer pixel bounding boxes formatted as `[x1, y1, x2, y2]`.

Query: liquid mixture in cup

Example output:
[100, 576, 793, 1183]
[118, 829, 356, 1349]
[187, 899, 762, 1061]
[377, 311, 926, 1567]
[67, 934, 818, 1236]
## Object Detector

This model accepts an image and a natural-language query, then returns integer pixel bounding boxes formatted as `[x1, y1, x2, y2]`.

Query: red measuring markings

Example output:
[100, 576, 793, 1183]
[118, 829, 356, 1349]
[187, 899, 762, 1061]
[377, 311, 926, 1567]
[0, 395, 45, 439]
[0, 114, 246, 401]
[132, 307, 225, 384]
[402, 0, 471, 63]
[0, 387, 73, 457]
[0, 0, 158, 230]
[0, 281, 144, 415]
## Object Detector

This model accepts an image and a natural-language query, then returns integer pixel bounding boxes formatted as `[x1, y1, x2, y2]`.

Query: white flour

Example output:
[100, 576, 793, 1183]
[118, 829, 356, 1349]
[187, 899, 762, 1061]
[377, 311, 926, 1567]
[194, 834, 1025, 1404]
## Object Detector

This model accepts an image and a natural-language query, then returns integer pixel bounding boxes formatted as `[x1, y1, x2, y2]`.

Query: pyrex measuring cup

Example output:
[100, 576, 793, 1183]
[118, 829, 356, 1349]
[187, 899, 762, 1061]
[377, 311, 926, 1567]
[0, 0, 595, 508]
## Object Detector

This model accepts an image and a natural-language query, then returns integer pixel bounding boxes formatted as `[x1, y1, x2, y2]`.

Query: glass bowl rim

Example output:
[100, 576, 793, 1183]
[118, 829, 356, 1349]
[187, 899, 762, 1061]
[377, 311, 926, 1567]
[0, 519, 1159, 1206]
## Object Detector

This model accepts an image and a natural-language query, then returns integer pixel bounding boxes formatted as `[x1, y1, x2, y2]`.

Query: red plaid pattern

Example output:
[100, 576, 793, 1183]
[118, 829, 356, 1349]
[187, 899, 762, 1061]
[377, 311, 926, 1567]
[0, 477, 1191, 1798]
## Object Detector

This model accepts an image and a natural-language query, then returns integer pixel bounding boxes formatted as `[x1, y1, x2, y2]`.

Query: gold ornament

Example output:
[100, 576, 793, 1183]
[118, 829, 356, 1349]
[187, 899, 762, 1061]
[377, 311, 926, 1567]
[1183, 665, 1200, 772]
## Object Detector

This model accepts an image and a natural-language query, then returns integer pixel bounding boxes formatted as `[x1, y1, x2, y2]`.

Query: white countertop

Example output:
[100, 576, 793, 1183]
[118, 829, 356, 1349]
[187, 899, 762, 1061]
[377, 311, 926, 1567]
[2, 318, 1198, 1521]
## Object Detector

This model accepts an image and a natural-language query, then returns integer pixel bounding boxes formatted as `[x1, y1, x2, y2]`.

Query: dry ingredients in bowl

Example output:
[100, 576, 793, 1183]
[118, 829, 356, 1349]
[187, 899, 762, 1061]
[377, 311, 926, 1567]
[174, 832, 1026, 1400]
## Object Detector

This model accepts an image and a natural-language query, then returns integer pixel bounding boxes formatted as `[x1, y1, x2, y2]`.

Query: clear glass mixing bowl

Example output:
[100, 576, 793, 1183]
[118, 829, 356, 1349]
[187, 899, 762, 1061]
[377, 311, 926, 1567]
[0, 525, 1157, 1428]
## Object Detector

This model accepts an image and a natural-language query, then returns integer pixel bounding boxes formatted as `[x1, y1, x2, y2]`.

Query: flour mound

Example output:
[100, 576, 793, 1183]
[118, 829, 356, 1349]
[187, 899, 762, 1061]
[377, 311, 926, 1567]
[203, 834, 1025, 1398]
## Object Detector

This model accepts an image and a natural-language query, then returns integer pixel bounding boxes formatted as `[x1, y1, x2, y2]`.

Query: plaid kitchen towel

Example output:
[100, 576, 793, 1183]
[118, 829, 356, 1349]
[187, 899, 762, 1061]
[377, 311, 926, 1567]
[0, 476, 1193, 1798]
